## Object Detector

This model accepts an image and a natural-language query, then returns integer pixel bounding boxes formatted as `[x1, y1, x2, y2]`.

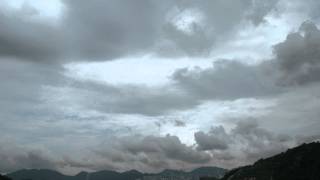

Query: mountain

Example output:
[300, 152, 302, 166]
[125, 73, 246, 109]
[190, 167, 227, 178]
[221, 142, 320, 180]
[8, 169, 71, 180]
[120, 170, 143, 180]
[156, 169, 185, 176]
[0, 174, 11, 180]
[7, 166, 226, 180]
[73, 171, 88, 180]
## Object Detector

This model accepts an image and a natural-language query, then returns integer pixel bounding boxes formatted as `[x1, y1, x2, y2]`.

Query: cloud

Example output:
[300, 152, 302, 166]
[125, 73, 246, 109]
[174, 120, 186, 127]
[194, 126, 229, 151]
[94, 134, 212, 172]
[158, 0, 280, 56]
[285, 0, 320, 22]
[0, 58, 66, 124]
[255, 83, 320, 137]
[0, 0, 285, 118]
[0, 10, 64, 61]
[172, 60, 281, 100]
[52, 81, 199, 116]
[0, 0, 279, 62]
[61, 0, 171, 60]
[47, 60, 281, 116]
[0, 140, 58, 172]
[194, 120, 297, 167]
[3, 20, 320, 119]
[273, 21, 320, 86]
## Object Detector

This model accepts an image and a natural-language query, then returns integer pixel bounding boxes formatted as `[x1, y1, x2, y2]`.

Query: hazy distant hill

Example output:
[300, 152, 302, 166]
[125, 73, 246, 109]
[189, 167, 226, 178]
[148, 167, 226, 178]
[7, 166, 227, 180]
[221, 142, 320, 180]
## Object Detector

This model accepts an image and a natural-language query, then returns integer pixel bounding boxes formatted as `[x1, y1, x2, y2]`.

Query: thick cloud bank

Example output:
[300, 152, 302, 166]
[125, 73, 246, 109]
[0, 0, 279, 62]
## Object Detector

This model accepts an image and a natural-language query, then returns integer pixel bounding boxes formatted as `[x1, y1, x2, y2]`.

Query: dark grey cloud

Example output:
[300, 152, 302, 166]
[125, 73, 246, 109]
[61, 0, 170, 60]
[174, 120, 186, 127]
[158, 0, 279, 56]
[0, 143, 57, 172]
[62, 81, 198, 116]
[0, 10, 64, 61]
[273, 21, 320, 86]
[195, 126, 229, 151]
[0, 0, 279, 62]
[94, 134, 212, 172]
[194, 120, 297, 167]
[121, 135, 211, 163]
[7, 151, 57, 171]
[172, 60, 282, 100]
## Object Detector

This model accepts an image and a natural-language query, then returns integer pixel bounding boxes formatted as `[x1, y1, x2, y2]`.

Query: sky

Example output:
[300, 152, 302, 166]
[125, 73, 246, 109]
[1, 0, 320, 175]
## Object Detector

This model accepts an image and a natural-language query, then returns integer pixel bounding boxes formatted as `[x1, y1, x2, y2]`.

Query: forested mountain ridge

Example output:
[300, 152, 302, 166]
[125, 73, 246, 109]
[221, 142, 320, 180]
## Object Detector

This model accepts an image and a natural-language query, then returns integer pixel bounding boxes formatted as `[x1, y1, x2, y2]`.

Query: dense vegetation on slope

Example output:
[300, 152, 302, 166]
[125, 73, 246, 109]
[0, 174, 11, 180]
[221, 142, 320, 180]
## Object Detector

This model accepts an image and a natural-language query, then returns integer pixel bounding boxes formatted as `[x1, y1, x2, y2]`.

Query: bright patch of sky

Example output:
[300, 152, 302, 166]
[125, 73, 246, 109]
[65, 55, 213, 86]
[168, 7, 205, 34]
[157, 98, 276, 145]
[211, 11, 306, 61]
[2, 0, 64, 20]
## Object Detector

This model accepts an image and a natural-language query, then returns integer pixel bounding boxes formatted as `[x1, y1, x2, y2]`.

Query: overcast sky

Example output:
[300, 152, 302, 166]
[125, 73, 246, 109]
[1, 0, 320, 175]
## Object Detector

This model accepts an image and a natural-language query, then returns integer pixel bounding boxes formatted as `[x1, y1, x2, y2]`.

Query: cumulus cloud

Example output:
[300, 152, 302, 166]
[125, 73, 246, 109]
[194, 120, 297, 167]
[195, 126, 229, 151]
[273, 21, 320, 85]
[86, 119, 314, 171]
[0, 141, 58, 172]
[93, 134, 212, 172]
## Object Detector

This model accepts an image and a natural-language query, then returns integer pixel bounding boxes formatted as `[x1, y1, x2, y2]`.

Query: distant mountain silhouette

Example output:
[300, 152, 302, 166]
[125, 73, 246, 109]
[155, 169, 185, 176]
[7, 166, 227, 180]
[221, 142, 320, 180]
[8, 169, 71, 180]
